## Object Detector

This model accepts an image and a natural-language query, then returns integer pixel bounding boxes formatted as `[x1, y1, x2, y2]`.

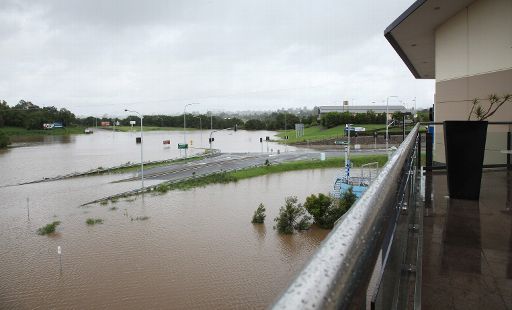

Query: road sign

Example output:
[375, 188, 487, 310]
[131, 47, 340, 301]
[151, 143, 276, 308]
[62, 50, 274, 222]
[334, 140, 347, 145]
[57, 246, 61, 255]
[178, 143, 188, 149]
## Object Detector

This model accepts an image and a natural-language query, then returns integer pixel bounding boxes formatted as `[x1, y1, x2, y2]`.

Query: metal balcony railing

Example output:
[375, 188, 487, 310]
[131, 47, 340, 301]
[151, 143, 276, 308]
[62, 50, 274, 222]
[272, 123, 422, 309]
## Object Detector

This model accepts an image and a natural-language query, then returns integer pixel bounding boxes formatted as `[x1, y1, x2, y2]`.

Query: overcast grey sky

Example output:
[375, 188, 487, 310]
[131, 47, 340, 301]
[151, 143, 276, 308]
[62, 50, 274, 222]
[0, 0, 434, 116]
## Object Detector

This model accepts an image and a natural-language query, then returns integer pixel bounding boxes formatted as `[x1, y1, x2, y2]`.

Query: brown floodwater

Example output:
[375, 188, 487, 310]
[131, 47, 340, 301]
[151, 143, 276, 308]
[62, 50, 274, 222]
[0, 133, 338, 309]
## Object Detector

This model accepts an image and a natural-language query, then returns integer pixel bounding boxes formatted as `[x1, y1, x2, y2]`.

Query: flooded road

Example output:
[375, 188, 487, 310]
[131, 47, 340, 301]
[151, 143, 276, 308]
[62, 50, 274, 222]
[0, 131, 338, 309]
[0, 129, 296, 186]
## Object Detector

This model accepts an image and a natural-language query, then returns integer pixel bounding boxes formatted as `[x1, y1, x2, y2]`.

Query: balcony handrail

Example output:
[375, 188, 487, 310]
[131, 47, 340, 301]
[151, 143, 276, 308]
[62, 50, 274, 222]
[421, 121, 512, 125]
[271, 123, 420, 309]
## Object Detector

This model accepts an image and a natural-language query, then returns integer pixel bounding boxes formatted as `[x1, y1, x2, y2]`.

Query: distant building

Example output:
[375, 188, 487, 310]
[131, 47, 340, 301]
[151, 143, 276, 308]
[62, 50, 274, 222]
[316, 105, 407, 119]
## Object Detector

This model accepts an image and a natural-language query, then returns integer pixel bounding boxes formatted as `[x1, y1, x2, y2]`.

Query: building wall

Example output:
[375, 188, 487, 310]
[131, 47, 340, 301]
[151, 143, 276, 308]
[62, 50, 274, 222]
[433, 0, 512, 164]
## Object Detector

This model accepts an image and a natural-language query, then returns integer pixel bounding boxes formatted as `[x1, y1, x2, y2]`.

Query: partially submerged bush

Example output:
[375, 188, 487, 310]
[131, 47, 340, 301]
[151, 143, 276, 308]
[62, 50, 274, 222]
[251, 203, 266, 224]
[274, 196, 311, 234]
[304, 193, 335, 229]
[86, 218, 103, 225]
[155, 183, 169, 194]
[131, 216, 149, 221]
[304, 189, 358, 229]
[37, 221, 61, 235]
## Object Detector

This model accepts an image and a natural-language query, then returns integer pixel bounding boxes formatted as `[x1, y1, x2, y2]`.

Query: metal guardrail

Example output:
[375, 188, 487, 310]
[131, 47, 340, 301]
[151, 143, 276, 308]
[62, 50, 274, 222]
[272, 123, 420, 309]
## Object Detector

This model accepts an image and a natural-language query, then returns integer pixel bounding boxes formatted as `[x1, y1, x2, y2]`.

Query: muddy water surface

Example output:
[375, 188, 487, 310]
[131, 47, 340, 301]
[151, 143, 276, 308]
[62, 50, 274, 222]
[0, 165, 337, 309]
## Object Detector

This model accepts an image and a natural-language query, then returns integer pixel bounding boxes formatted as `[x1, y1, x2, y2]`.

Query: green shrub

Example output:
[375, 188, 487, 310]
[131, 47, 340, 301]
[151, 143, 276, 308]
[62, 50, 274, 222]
[304, 193, 334, 228]
[86, 218, 103, 225]
[304, 189, 358, 229]
[37, 221, 61, 235]
[155, 184, 169, 193]
[274, 196, 311, 234]
[251, 203, 266, 224]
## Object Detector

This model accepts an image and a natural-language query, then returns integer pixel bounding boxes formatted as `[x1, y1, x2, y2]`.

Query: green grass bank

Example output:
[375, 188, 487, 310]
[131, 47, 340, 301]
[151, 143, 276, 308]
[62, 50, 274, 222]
[276, 124, 424, 144]
[152, 154, 387, 194]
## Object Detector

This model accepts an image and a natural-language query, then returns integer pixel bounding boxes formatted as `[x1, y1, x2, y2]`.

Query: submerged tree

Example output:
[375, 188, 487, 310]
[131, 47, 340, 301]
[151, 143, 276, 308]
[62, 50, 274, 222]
[274, 196, 311, 234]
[304, 189, 358, 229]
[251, 203, 266, 224]
[304, 193, 334, 229]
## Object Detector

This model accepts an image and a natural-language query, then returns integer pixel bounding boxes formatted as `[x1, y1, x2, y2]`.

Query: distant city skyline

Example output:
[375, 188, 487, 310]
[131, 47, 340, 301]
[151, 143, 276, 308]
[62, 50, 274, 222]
[0, 0, 433, 117]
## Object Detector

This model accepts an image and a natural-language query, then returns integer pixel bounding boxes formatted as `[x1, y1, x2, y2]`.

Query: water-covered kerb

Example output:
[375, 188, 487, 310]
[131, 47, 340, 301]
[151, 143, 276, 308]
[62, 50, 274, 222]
[271, 124, 420, 309]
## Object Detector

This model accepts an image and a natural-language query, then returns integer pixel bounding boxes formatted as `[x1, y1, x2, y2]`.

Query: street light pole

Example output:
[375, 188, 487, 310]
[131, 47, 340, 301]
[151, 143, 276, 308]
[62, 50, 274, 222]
[209, 129, 220, 153]
[124, 109, 144, 190]
[386, 96, 398, 159]
[184, 103, 200, 157]
[199, 116, 202, 147]
[193, 115, 203, 147]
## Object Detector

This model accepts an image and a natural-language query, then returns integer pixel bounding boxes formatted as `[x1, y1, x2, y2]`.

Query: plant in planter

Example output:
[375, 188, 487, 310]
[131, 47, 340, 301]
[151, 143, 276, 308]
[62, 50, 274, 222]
[444, 94, 511, 200]
[468, 94, 511, 121]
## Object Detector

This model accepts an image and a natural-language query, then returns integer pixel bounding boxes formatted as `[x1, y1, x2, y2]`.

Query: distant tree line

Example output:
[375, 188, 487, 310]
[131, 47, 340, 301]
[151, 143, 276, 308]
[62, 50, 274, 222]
[3, 99, 411, 133]
[0, 100, 76, 130]
[243, 112, 315, 130]
[90, 112, 316, 131]
[320, 111, 387, 129]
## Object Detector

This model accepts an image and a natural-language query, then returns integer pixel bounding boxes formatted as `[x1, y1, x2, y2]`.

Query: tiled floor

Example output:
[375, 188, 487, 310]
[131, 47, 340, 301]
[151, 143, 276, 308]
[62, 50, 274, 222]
[422, 169, 512, 309]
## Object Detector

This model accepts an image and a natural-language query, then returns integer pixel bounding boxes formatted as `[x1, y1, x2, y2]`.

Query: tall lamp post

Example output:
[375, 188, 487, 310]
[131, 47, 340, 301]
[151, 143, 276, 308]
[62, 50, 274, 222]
[386, 96, 398, 159]
[194, 115, 203, 147]
[184, 103, 200, 157]
[125, 109, 144, 190]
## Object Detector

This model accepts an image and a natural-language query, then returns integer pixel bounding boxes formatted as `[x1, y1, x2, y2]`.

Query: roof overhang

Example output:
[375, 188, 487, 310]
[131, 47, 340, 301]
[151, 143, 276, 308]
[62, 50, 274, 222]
[384, 0, 475, 79]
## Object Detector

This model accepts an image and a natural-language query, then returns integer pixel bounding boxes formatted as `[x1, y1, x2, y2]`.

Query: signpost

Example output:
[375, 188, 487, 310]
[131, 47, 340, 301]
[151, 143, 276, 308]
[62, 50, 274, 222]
[178, 143, 188, 150]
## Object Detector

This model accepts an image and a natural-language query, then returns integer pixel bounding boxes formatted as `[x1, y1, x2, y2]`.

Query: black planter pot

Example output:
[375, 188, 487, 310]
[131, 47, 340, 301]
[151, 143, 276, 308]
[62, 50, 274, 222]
[443, 121, 488, 200]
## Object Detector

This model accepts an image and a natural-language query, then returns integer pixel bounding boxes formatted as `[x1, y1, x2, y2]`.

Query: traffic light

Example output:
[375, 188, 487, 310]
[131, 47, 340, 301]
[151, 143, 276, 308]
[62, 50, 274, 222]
[266, 136, 270, 141]
[260, 137, 263, 143]
[209, 137, 215, 143]
[234, 124, 237, 132]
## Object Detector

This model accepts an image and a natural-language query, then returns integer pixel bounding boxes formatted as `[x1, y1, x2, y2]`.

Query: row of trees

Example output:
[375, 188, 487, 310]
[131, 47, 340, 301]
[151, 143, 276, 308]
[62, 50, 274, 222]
[320, 111, 387, 129]
[79, 112, 315, 131]
[0, 100, 76, 130]
[0, 99, 313, 131]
